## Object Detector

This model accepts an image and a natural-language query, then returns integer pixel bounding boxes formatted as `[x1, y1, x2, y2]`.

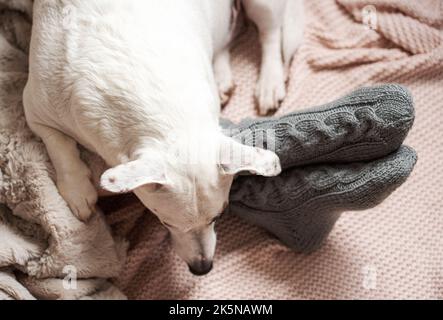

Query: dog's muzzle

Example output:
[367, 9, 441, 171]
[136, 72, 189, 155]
[188, 259, 213, 276]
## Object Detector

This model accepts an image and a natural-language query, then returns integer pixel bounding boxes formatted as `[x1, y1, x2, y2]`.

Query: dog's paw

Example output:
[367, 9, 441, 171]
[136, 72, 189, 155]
[218, 79, 236, 106]
[57, 175, 98, 222]
[215, 67, 236, 106]
[214, 50, 235, 106]
[255, 65, 286, 116]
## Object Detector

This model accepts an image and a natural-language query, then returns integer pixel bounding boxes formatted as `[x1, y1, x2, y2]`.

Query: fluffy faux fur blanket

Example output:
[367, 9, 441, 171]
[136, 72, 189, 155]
[0, 0, 128, 299]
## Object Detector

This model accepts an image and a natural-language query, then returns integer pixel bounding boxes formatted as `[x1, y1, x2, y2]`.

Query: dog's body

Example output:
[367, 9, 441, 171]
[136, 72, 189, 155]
[24, 0, 303, 275]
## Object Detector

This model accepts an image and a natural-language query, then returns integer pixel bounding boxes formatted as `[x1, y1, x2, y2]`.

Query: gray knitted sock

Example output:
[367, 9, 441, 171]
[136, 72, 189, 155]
[228, 146, 417, 253]
[221, 84, 416, 252]
[222, 84, 414, 169]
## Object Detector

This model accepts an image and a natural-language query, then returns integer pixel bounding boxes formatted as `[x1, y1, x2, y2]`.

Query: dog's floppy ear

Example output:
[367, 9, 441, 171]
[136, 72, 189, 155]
[218, 136, 282, 177]
[100, 159, 168, 193]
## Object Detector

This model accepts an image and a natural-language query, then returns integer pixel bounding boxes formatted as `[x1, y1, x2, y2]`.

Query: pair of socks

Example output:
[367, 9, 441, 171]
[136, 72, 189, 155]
[223, 84, 417, 253]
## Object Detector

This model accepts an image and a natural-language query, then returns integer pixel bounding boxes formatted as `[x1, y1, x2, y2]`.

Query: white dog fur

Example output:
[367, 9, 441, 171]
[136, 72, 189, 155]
[23, 0, 303, 275]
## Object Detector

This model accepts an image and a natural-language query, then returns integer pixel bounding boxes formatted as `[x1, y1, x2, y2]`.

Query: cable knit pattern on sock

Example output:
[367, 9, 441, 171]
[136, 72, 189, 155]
[224, 84, 414, 169]
[230, 146, 417, 253]
[223, 84, 416, 253]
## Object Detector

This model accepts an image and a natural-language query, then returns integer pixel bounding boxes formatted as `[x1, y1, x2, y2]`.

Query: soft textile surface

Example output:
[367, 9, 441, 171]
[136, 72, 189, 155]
[0, 0, 127, 299]
[226, 84, 417, 252]
[231, 145, 418, 253]
[0, 0, 441, 300]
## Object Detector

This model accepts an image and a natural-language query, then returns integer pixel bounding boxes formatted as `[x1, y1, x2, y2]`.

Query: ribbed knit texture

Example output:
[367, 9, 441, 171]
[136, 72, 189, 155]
[224, 84, 414, 169]
[230, 146, 417, 252]
[223, 83, 416, 253]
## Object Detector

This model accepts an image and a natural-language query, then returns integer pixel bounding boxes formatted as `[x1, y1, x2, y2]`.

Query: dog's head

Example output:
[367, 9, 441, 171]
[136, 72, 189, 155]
[100, 134, 281, 276]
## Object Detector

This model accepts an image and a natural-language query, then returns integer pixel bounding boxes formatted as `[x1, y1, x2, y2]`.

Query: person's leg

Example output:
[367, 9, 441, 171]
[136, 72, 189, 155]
[222, 84, 414, 169]
[228, 146, 417, 253]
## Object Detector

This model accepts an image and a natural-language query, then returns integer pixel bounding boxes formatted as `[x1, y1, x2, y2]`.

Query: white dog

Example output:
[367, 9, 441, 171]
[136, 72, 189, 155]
[23, 0, 303, 275]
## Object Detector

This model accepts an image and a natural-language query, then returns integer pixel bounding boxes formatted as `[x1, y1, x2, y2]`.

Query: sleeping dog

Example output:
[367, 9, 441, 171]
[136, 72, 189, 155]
[24, 0, 304, 275]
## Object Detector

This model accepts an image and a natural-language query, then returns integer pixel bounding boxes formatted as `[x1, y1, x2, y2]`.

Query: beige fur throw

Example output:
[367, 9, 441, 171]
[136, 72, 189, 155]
[0, 0, 127, 300]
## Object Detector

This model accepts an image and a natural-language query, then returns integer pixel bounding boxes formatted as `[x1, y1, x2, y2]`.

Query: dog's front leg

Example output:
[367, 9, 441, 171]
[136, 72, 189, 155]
[243, 0, 287, 115]
[32, 124, 98, 221]
[214, 48, 236, 106]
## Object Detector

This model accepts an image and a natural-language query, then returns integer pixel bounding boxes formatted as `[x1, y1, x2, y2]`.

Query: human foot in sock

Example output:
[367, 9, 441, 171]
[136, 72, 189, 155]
[222, 84, 414, 170]
[228, 146, 417, 253]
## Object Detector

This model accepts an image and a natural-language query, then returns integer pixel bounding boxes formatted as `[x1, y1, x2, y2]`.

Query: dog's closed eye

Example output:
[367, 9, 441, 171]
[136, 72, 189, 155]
[161, 221, 175, 229]
[209, 202, 228, 224]
[210, 214, 222, 225]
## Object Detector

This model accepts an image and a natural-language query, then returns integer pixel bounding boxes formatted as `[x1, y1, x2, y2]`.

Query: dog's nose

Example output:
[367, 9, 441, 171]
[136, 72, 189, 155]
[188, 259, 213, 276]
